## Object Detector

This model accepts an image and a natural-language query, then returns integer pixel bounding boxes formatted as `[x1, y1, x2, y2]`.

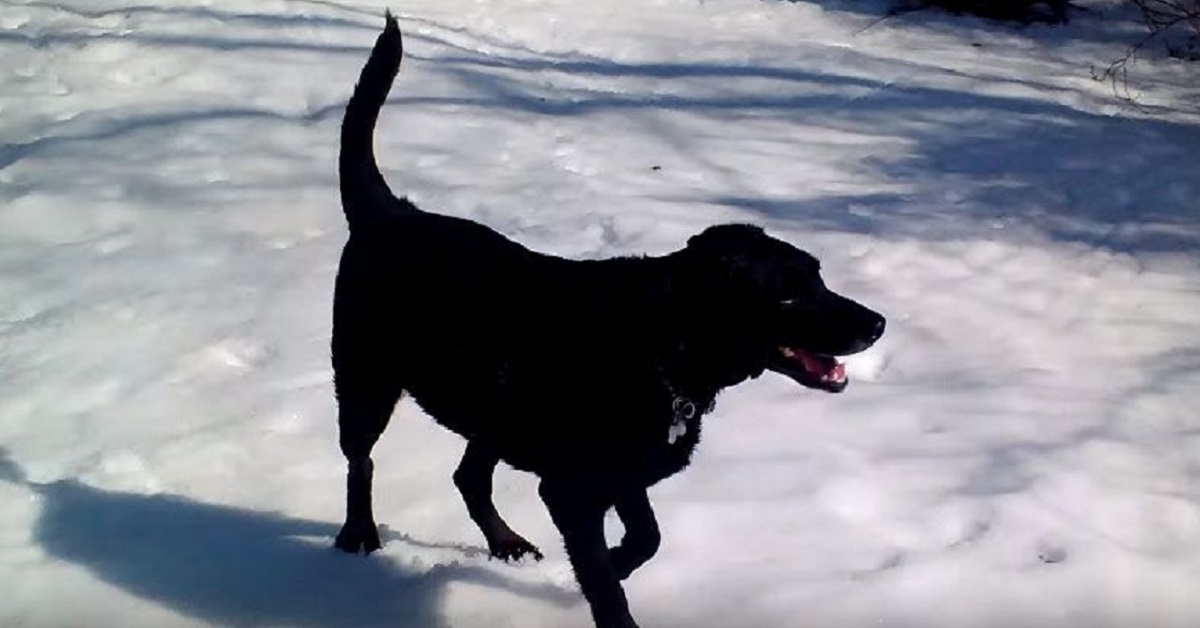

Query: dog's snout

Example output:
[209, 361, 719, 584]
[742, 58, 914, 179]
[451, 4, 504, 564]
[868, 312, 886, 341]
[837, 294, 885, 341]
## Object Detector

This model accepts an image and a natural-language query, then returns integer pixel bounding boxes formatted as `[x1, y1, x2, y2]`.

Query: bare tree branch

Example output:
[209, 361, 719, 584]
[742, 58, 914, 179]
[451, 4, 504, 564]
[1095, 0, 1198, 104]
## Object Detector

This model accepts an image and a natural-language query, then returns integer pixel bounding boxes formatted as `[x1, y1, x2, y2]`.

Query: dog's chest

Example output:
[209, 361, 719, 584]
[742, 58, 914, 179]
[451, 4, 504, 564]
[640, 393, 713, 483]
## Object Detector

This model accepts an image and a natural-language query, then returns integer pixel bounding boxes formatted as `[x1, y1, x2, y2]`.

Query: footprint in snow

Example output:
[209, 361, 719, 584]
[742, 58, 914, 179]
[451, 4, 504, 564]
[205, 338, 272, 371]
[1037, 541, 1068, 564]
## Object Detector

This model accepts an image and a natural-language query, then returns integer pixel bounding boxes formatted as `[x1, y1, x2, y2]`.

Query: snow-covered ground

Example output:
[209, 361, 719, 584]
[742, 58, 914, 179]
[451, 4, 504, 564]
[2, 0, 1199, 626]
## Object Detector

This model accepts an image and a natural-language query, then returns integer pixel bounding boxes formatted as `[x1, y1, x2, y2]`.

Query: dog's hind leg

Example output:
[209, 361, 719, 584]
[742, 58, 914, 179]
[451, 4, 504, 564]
[333, 374, 402, 554]
[610, 488, 661, 580]
[453, 440, 543, 562]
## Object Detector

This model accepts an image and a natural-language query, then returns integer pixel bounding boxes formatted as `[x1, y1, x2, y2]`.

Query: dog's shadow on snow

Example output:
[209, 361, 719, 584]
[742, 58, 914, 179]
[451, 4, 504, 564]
[0, 450, 575, 628]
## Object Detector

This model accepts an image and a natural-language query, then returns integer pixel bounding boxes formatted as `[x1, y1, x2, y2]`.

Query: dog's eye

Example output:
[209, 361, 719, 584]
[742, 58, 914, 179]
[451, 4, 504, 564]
[780, 298, 800, 307]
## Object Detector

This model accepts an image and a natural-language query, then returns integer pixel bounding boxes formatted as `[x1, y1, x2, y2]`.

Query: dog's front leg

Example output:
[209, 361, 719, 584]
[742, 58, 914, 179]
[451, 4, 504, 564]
[539, 480, 640, 628]
[610, 488, 660, 580]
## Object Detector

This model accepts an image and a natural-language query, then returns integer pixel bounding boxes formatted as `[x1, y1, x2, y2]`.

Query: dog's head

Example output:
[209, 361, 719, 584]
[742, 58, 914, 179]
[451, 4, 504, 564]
[675, 224, 885, 393]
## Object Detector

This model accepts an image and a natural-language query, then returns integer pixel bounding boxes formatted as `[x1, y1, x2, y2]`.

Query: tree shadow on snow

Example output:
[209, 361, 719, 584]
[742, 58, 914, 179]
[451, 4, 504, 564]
[786, 0, 1148, 49]
[423, 52, 1200, 257]
[20, 0, 375, 32]
[697, 100, 1200, 256]
[4, 2, 1198, 258]
[0, 450, 575, 628]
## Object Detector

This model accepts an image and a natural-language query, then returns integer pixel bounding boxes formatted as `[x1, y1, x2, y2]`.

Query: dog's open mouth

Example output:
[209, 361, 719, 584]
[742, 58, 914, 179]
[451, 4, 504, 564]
[772, 347, 848, 393]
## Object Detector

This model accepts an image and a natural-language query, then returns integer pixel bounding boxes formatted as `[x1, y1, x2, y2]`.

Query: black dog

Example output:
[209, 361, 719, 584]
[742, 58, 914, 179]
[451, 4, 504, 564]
[331, 12, 885, 628]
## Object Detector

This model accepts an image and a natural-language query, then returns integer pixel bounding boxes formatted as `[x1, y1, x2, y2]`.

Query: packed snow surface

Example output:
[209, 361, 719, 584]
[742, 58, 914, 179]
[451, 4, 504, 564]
[2, 0, 1199, 626]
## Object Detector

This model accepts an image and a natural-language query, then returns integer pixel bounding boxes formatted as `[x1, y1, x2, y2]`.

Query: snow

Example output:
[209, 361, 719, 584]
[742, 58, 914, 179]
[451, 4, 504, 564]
[2, 0, 1199, 626]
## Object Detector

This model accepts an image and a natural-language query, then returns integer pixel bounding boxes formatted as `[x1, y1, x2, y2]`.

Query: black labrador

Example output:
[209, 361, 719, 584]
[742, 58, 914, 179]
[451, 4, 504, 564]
[331, 13, 886, 628]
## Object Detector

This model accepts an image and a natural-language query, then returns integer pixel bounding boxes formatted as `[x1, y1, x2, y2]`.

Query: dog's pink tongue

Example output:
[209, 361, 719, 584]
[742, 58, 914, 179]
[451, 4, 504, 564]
[798, 352, 845, 382]
[827, 361, 846, 382]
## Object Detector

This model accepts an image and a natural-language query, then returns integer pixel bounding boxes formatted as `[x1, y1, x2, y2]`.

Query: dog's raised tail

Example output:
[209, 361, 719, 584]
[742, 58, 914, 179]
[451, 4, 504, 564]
[340, 10, 407, 225]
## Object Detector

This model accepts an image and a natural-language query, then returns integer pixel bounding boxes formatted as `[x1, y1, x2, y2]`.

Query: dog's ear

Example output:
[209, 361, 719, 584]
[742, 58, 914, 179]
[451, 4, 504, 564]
[684, 223, 770, 274]
[678, 224, 773, 304]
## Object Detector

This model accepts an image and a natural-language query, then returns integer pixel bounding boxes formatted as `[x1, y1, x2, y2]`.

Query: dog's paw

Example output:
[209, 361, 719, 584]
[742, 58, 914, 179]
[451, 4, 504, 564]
[488, 534, 543, 563]
[335, 520, 382, 554]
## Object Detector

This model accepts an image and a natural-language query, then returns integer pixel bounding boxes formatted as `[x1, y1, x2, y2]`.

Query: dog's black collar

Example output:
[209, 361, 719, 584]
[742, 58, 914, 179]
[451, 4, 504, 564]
[654, 360, 716, 422]
[669, 393, 713, 422]
[660, 375, 714, 446]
